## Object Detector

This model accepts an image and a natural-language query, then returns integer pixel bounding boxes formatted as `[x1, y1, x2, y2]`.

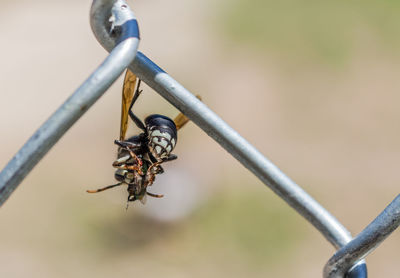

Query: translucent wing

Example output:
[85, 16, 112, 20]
[173, 113, 191, 131]
[173, 95, 202, 130]
[120, 69, 137, 141]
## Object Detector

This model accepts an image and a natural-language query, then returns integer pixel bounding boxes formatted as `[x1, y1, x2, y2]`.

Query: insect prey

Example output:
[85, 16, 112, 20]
[87, 69, 199, 205]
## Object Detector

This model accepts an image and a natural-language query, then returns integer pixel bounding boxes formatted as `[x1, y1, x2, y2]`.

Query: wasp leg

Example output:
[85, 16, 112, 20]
[128, 79, 146, 132]
[145, 162, 162, 186]
[164, 154, 177, 162]
[112, 152, 142, 168]
[112, 158, 143, 175]
[114, 140, 142, 151]
[145, 172, 156, 186]
[113, 141, 144, 173]
[148, 161, 162, 173]
[112, 153, 142, 168]
[112, 153, 143, 175]
[147, 192, 164, 198]
[155, 165, 164, 174]
[87, 182, 123, 193]
[112, 164, 143, 175]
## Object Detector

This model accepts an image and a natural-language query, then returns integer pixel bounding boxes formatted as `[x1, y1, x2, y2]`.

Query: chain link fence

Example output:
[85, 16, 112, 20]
[0, 1, 399, 277]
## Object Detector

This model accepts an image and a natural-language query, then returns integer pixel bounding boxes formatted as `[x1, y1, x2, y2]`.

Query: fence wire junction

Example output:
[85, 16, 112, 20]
[0, 1, 399, 277]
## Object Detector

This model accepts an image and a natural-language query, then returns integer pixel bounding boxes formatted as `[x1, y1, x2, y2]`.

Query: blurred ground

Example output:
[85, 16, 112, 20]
[1, 0, 400, 277]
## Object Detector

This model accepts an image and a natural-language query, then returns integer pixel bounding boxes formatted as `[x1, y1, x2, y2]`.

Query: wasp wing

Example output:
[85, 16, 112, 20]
[173, 95, 202, 131]
[173, 113, 191, 131]
[120, 69, 137, 141]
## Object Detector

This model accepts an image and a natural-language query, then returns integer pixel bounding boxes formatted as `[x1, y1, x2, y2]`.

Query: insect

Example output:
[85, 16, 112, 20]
[87, 69, 197, 205]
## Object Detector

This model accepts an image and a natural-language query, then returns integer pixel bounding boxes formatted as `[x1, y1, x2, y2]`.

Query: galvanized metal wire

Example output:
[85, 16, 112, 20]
[0, 0, 399, 277]
[324, 195, 400, 278]
[0, 0, 140, 205]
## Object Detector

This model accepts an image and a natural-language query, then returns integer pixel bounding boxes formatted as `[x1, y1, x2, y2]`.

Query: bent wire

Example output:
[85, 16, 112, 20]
[91, 2, 368, 276]
[324, 195, 400, 278]
[2, 1, 400, 276]
[0, 0, 140, 205]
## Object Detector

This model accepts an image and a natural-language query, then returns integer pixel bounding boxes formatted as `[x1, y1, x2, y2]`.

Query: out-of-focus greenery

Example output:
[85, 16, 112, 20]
[190, 190, 303, 265]
[63, 188, 304, 271]
[221, 0, 400, 65]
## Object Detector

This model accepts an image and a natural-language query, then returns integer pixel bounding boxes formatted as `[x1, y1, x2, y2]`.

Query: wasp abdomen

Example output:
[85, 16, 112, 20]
[145, 114, 177, 160]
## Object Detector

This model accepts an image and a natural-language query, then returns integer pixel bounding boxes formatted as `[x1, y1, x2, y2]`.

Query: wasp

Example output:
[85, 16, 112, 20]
[87, 70, 197, 205]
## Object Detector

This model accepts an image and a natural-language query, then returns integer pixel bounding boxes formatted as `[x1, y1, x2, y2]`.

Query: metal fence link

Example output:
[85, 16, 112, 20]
[0, 0, 139, 205]
[128, 48, 368, 278]
[0, 0, 399, 277]
[324, 195, 400, 278]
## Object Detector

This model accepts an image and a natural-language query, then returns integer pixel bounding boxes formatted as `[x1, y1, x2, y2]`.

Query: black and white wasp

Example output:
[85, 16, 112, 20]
[87, 70, 198, 204]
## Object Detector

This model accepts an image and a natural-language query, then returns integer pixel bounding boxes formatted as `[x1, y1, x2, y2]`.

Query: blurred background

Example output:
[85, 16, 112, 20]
[1, 0, 400, 277]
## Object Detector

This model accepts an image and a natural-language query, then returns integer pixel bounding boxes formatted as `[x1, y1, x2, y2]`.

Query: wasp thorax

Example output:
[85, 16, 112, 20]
[145, 114, 177, 160]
